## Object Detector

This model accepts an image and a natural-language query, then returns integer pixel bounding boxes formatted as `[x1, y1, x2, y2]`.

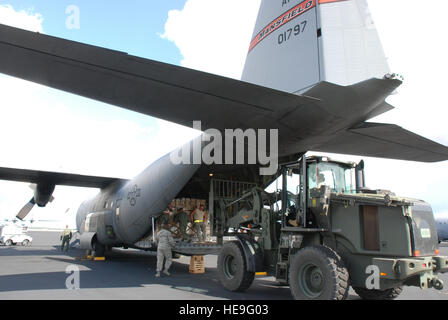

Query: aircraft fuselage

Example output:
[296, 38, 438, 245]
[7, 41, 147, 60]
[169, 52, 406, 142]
[75, 151, 200, 249]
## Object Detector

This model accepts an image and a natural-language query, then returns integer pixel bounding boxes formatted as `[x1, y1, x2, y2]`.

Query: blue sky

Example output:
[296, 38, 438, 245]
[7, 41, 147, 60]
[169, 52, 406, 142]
[0, 0, 187, 128]
[1, 0, 186, 61]
[0, 0, 447, 226]
[0, 0, 200, 225]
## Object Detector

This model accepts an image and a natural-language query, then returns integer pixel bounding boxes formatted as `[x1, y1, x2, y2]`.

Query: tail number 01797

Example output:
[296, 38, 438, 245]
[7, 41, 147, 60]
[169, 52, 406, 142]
[278, 21, 307, 45]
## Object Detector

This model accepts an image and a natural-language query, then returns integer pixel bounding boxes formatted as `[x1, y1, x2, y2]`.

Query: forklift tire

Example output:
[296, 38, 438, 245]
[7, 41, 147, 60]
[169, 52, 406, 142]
[353, 286, 403, 300]
[289, 245, 349, 300]
[217, 241, 255, 292]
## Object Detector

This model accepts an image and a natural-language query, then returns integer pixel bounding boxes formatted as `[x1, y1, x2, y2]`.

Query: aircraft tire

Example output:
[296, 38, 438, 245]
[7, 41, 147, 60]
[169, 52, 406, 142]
[217, 241, 254, 292]
[289, 245, 349, 300]
[93, 240, 105, 257]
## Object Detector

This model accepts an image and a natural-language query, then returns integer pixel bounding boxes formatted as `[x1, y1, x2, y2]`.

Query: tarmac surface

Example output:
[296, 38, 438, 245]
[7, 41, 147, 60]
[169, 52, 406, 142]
[1, 230, 448, 300]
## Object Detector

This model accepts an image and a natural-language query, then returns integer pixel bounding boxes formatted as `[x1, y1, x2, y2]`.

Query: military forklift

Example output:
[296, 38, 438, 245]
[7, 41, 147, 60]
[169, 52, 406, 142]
[208, 155, 448, 300]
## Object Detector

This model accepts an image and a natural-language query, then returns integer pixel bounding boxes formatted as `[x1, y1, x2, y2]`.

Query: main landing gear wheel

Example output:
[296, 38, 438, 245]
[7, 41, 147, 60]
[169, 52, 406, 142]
[92, 240, 105, 258]
[217, 241, 254, 292]
[289, 245, 349, 300]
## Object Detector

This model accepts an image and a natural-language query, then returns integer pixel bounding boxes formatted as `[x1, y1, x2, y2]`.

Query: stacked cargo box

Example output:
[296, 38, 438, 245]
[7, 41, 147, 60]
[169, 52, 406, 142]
[171, 198, 207, 213]
[170, 198, 209, 241]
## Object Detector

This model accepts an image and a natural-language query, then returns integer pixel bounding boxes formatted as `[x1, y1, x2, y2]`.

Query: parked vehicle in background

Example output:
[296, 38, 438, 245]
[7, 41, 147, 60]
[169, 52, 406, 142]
[0, 224, 33, 246]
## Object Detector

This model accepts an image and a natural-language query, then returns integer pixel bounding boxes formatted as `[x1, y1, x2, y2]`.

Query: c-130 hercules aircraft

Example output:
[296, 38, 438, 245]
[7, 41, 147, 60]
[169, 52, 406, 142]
[1, 0, 448, 300]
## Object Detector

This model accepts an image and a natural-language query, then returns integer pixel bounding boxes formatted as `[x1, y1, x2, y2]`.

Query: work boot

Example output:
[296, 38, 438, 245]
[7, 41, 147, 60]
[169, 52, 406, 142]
[155, 272, 161, 278]
[163, 270, 170, 276]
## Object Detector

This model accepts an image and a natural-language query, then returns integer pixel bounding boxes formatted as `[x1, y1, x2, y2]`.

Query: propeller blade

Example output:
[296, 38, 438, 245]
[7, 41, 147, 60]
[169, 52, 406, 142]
[16, 198, 36, 220]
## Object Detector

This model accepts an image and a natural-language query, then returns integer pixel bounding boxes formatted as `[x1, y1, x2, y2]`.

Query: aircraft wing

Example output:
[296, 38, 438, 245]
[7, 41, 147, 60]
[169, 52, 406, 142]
[0, 23, 447, 163]
[0, 167, 128, 189]
[0, 23, 318, 132]
[313, 123, 448, 162]
[0, 166, 127, 220]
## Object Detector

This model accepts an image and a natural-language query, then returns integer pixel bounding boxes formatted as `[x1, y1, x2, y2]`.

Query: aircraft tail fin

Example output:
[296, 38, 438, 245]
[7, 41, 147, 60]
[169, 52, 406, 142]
[241, 0, 390, 93]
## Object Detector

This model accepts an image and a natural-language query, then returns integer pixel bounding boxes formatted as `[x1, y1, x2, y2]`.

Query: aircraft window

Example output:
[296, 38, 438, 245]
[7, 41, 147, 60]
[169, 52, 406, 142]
[106, 225, 115, 239]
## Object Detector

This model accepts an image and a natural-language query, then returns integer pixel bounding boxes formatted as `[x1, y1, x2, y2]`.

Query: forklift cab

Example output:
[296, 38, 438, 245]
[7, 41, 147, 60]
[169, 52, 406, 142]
[306, 157, 357, 194]
[279, 156, 360, 228]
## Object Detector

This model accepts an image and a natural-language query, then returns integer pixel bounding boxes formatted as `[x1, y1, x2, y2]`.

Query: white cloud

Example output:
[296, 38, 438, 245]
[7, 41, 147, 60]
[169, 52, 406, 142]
[0, 5, 201, 223]
[0, 5, 46, 222]
[435, 212, 448, 220]
[161, 0, 261, 79]
[0, 74, 202, 222]
[368, 0, 448, 144]
[345, 0, 448, 214]
[0, 1, 447, 226]
[0, 4, 43, 32]
[161, 0, 448, 214]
